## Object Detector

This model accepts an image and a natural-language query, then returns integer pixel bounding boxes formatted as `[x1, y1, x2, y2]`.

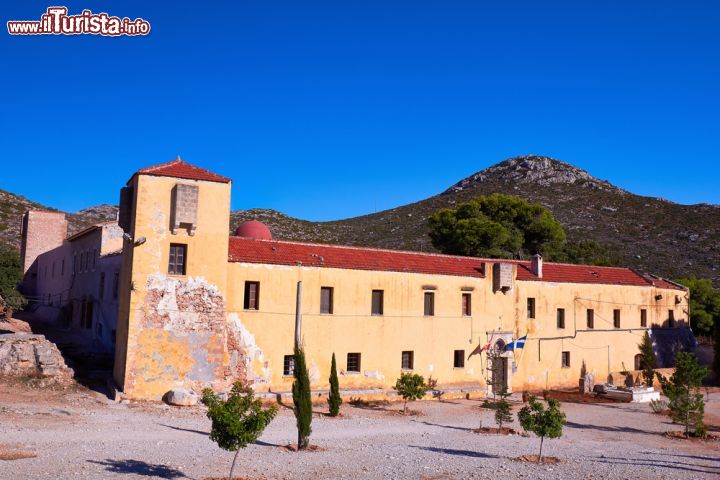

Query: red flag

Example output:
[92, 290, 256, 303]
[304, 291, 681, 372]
[467, 341, 490, 360]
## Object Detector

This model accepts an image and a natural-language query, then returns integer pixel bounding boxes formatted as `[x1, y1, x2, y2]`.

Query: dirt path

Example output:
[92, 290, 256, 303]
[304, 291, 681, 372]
[0, 382, 718, 479]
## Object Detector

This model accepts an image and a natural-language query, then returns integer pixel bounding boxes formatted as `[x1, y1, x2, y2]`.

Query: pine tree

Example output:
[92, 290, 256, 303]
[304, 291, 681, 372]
[638, 331, 658, 388]
[201, 381, 278, 480]
[494, 388, 513, 430]
[327, 353, 342, 417]
[657, 352, 708, 437]
[292, 346, 313, 449]
[518, 396, 566, 463]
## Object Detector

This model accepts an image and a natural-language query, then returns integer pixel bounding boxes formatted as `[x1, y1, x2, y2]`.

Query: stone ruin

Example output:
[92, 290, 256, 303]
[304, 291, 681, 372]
[0, 333, 74, 383]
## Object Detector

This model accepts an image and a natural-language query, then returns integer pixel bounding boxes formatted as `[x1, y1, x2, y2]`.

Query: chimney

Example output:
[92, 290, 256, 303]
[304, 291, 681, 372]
[531, 254, 543, 278]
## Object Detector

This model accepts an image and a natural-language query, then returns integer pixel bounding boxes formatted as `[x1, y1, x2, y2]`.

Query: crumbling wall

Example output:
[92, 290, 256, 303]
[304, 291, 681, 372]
[0, 333, 74, 382]
[125, 275, 247, 398]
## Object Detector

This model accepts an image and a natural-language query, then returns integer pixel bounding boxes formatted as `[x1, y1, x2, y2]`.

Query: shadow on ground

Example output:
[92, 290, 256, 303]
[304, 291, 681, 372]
[586, 454, 720, 475]
[410, 445, 498, 458]
[88, 459, 187, 478]
[413, 420, 474, 432]
[565, 420, 653, 435]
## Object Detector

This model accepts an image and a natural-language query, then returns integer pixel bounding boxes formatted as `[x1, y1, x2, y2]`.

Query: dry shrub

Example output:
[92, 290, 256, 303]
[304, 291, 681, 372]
[515, 454, 561, 464]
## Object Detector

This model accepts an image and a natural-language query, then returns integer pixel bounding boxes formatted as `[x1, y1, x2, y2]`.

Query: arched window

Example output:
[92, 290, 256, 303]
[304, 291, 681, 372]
[634, 354, 644, 371]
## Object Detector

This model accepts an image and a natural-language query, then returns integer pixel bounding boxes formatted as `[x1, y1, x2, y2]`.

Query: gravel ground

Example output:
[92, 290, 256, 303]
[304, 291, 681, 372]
[1, 382, 718, 479]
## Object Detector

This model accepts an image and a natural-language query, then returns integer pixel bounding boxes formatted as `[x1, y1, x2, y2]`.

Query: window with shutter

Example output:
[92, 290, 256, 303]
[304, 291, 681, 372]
[371, 290, 384, 315]
[454, 350, 465, 368]
[557, 308, 565, 329]
[168, 244, 187, 275]
[244, 281, 260, 310]
[462, 293, 471, 316]
[401, 351, 414, 370]
[320, 287, 333, 314]
[424, 291, 434, 316]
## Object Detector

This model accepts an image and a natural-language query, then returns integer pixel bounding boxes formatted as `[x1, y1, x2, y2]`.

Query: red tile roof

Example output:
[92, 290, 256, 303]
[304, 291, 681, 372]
[515, 263, 654, 287]
[136, 157, 231, 183]
[642, 274, 687, 291]
[228, 237, 487, 278]
[228, 237, 684, 289]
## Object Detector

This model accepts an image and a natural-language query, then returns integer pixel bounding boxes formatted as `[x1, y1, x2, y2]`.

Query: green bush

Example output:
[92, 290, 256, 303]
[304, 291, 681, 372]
[0, 246, 26, 313]
[518, 396, 566, 462]
[201, 381, 278, 479]
[328, 353, 342, 417]
[393, 372, 429, 414]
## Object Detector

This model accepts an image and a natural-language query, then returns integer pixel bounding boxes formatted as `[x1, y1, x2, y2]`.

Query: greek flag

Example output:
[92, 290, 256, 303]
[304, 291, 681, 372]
[505, 335, 527, 351]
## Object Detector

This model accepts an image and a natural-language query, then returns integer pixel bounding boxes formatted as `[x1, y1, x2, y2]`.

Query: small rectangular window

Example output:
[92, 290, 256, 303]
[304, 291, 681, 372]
[244, 281, 260, 310]
[557, 308, 565, 329]
[424, 291, 435, 316]
[462, 293, 471, 316]
[562, 351, 570, 368]
[92, 249, 97, 270]
[668, 309, 675, 327]
[527, 298, 536, 319]
[52, 261, 55, 278]
[320, 287, 334, 314]
[401, 351, 414, 370]
[613, 309, 621, 328]
[61, 258, 65, 276]
[98, 272, 105, 300]
[283, 355, 295, 376]
[454, 350, 465, 368]
[347, 353, 361, 373]
[640, 309, 647, 327]
[168, 244, 187, 275]
[371, 290, 384, 316]
[587, 309, 594, 329]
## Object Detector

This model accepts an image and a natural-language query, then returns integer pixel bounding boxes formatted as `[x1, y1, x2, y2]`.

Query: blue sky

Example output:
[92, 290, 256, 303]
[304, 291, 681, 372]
[1, 1, 718, 220]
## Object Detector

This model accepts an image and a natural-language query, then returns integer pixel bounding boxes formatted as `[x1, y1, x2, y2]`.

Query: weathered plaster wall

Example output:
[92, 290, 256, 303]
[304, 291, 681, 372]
[115, 174, 237, 399]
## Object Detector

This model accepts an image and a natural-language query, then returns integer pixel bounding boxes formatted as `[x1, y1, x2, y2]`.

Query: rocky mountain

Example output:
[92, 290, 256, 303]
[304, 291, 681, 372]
[2, 156, 718, 284]
[0, 191, 118, 251]
[231, 156, 720, 284]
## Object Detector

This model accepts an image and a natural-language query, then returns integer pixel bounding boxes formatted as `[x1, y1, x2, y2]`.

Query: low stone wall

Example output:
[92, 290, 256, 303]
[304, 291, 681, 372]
[0, 333, 74, 382]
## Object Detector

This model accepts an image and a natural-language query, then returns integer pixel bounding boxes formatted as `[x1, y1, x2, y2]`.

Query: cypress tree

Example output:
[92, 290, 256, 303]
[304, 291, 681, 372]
[638, 331, 658, 387]
[328, 352, 342, 417]
[292, 346, 312, 449]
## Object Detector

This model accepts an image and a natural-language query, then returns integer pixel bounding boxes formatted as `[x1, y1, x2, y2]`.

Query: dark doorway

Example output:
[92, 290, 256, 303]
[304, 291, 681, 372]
[491, 356, 508, 394]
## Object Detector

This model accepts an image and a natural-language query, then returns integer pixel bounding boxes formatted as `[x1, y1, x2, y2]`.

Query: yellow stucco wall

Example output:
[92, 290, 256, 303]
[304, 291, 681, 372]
[113, 170, 689, 400]
[226, 261, 688, 395]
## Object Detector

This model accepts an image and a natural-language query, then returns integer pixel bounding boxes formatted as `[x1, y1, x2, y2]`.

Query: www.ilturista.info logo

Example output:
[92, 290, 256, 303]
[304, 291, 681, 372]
[7, 6, 150, 36]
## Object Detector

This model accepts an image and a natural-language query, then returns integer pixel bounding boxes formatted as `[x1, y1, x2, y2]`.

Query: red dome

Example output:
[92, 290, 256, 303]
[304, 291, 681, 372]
[235, 220, 272, 240]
